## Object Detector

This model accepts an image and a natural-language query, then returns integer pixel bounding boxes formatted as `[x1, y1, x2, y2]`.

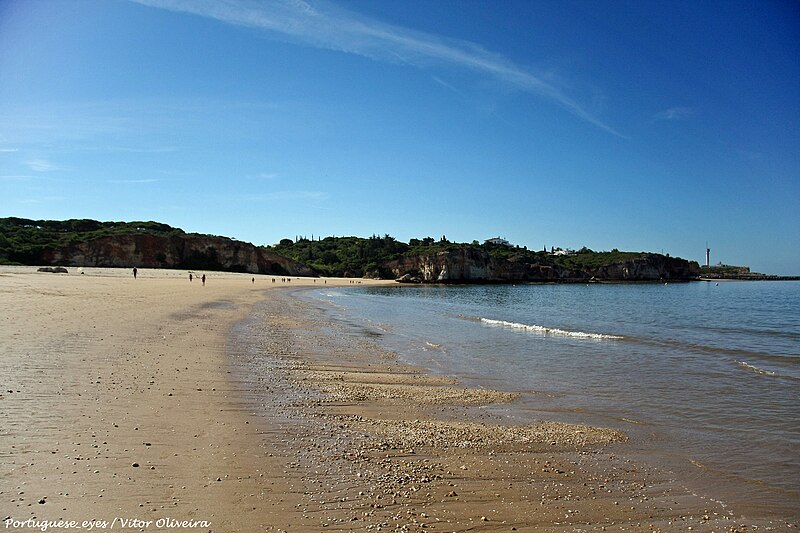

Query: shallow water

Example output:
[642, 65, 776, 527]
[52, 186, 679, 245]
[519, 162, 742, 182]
[300, 281, 800, 516]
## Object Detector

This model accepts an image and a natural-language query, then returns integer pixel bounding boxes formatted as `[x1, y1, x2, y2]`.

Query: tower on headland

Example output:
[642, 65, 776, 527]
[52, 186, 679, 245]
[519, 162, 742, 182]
[705, 243, 710, 268]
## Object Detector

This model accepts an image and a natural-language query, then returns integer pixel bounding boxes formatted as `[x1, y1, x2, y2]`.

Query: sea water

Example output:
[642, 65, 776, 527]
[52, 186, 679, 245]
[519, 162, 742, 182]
[300, 281, 800, 516]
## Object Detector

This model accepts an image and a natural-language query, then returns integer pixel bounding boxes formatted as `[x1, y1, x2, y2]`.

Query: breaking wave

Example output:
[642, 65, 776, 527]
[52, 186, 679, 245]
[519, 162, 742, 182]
[479, 317, 623, 340]
[737, 361, 779, 377]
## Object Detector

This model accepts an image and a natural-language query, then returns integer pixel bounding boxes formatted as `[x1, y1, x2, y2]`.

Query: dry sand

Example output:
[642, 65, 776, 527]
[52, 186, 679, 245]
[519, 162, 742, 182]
[1, 266, 794, 532]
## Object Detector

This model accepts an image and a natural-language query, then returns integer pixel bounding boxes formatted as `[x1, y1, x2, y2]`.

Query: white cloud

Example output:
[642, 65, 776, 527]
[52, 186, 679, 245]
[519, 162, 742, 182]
[132, 0, 622, 136]
[0, 147, 19, 153]
[107, 178, 160, 183]
[26, 159, 62, 172]
[249, 172, 278, 180]
[653, 106, 694, 121]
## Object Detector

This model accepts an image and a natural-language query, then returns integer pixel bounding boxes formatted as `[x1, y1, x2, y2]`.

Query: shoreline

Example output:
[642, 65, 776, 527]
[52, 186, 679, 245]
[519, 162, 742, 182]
[2, 267, 795, 531]
[229, 285, 798, 530]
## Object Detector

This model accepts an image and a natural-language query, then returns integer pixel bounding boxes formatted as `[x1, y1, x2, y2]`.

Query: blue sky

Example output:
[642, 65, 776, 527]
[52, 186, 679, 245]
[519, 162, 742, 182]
[1, 0, 798, 274]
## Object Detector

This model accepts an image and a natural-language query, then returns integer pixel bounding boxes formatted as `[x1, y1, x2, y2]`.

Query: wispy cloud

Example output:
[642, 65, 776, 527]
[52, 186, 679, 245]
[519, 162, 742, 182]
[653, 106, 694, 121]
[248, 172, 278, 180]
[0, 174, 37, 181]
[0, 147, 19, 153]
[156, 168, 198, 177]
[0, 174, 65, 182]
[26, 158, 62, 172]
[19, 196, 68, 204]
[102, 146, 179, 153]
[431, 76, 470, 101]
[739, 150, 762, 161]
[248, 190, 330, 201]
[132, 0, 622, 136]
[107, 178, 160, 184]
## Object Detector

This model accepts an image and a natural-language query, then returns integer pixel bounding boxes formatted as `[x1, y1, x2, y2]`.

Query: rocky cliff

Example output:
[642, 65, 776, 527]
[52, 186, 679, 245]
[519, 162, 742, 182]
[387, 249, 560, 282]
[387, 249, 699, 283]
[40, 233, 315, 276]
[582, 254, 700, 281]
[1, 218, 702, 282]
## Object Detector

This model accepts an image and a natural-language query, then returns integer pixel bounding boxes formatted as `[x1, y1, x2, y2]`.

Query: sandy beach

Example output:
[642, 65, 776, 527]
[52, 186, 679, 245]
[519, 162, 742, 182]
[1, 267, 794, 532]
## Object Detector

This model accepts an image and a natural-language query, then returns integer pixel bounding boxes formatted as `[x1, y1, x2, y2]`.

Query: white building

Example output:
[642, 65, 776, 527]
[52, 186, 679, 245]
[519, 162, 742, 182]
[485, 237, 511, 246]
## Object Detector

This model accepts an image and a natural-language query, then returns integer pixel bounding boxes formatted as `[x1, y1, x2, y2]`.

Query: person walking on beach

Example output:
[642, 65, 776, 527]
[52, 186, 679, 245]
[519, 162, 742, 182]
[132, 267, 137, 279]
[201, 274, 206, 286]
[189, 272, 193, 282]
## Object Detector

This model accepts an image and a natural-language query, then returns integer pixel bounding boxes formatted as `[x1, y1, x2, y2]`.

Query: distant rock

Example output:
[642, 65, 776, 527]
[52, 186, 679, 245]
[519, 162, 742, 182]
[37, 266, 68, 273]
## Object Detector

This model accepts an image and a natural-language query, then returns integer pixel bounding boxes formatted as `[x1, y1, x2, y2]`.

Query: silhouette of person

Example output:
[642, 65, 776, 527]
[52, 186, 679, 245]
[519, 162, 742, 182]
[189, 273, 193, 282]
[201, 274, 206, 286]
[133, 267, 137, 279]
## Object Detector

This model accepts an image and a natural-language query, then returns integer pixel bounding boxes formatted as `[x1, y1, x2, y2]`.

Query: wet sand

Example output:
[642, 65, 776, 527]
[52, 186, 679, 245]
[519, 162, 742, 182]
[1, 267, 795, 532]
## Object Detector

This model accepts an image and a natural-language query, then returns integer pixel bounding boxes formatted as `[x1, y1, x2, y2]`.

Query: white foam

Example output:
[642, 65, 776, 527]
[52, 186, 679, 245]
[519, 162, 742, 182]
[479, 317, 622, 340]
[737, 361, 778, 377]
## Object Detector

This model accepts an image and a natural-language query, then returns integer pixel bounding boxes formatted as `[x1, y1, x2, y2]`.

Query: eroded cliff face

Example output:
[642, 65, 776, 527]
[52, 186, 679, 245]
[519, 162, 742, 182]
[388, 250, 699, 283]
[583, 254, 700, 281]
[387, 249, 562, 283]
[40, 234, 315, 276]
[389, 249, 490, 282]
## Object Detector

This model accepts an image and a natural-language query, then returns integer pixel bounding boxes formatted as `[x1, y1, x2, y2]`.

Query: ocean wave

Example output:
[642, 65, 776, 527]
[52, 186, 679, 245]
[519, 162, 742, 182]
[737, 361, 779, 377]
[319, 290, 344, 298]
[479, 318, 623, 340]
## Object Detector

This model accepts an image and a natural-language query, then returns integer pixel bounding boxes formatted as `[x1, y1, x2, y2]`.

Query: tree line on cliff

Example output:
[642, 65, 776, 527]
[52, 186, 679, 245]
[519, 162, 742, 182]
[0, 218, 186, 265]
[270, 234, 681, 280]
[0, 218, 699, 281]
